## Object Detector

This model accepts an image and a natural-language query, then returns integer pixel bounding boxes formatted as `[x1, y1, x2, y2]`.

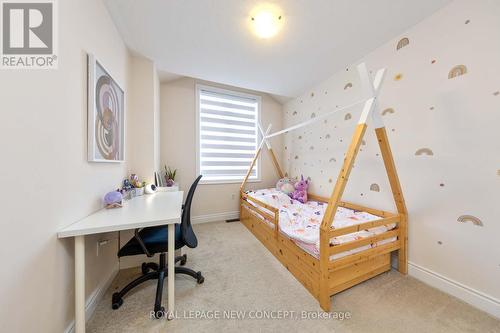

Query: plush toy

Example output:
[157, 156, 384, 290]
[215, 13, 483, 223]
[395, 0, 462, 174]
[104, 190, 123, 209]
[276, 177, 296, 196]
[291, 175, 309, 204]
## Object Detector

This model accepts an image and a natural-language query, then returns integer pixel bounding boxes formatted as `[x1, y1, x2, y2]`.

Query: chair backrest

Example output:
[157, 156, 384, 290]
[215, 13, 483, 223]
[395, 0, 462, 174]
[181, 175, 202, 248]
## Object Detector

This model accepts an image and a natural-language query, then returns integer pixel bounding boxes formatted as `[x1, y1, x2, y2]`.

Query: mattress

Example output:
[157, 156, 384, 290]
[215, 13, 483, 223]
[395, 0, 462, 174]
[243, 188, 397, 261]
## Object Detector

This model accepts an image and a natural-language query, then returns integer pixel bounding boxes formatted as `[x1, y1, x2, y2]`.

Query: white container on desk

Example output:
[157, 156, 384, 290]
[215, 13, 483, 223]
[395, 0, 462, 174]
[157, 185, 179, 192]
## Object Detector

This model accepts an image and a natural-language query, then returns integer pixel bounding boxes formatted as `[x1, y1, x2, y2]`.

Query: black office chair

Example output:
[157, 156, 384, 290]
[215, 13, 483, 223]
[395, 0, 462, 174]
[112, 175, 204, 317]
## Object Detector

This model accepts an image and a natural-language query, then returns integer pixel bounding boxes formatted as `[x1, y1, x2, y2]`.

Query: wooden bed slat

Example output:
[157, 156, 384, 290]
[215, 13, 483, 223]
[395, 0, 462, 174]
[329, 240, 401, 271]
[309, 193, 396, 218]
[330, 216, 400, 237]
[338, 201, 397, 218]
[329, 229, 399, 255]
[240, 200, 276, 225]
[241, 191, 279, 213]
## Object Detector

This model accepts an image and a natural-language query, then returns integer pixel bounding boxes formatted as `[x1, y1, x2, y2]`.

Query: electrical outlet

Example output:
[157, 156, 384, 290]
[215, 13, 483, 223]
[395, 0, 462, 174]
[96, 239, 110, 257]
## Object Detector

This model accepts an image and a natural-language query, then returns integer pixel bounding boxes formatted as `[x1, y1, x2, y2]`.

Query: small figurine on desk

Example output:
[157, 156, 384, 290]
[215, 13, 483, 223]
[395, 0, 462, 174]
[122, 179, 133, 192]
[104, 190, 123, 209]
[130, 173, 145, 189]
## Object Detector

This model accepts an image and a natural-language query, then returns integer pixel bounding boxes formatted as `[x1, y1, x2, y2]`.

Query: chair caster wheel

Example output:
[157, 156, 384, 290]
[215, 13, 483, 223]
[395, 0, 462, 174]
[196, 272, 204, 284]
[180, 254, 187, 266]
[141, 263, 150, 275]
[111, 293, 123, 310]
[153, 306, 165, 319]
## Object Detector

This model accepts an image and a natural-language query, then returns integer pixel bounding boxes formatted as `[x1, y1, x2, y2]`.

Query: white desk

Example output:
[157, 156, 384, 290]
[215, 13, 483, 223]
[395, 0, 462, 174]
[58, 191, 184, 333]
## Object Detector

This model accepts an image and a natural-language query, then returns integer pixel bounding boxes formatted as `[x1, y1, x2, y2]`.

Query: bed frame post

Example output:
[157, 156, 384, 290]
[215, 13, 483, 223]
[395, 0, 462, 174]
[240, 125, 272, 191]
[375, 127, 408, 274]
[258, 123, 284, 178]
[318, 63, 381, 311]
[268, 148, 284, 178]
[360, 63, 408, 275]
[318, 122, 368, 311]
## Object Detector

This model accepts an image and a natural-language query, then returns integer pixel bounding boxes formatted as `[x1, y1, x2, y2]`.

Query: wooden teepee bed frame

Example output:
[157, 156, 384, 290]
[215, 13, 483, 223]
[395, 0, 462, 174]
[239, 63, 408, 311]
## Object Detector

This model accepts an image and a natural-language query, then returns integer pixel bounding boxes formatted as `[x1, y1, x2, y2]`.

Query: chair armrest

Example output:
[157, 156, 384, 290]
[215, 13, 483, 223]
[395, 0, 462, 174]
[134, 228, 153, 257]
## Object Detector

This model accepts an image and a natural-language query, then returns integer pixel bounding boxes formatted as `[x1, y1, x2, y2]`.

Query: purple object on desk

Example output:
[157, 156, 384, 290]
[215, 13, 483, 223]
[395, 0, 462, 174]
[104, 190, 123, 208]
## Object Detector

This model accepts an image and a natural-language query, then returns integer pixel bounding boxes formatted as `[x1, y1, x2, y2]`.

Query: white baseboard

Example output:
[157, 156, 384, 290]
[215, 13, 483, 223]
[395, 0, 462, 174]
[408, 261, 500, 319]
[191, 211, 239, 224]
[64, 263, 119, 333]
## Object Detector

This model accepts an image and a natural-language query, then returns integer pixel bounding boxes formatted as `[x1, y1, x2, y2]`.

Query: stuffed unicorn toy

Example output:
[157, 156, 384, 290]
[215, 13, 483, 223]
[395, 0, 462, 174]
[291, 175, 309, 204]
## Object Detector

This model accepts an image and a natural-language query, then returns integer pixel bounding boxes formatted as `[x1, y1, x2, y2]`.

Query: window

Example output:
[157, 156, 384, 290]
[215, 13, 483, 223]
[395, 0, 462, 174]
[196, 85, 261, 184]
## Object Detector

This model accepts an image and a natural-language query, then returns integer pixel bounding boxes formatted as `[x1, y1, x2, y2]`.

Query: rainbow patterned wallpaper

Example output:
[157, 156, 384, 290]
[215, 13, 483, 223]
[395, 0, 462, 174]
[280, 0, 500, 306]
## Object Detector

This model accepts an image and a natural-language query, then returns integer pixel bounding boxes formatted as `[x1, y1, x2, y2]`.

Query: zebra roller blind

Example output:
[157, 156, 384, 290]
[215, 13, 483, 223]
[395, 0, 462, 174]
[197, 86, 260, 183]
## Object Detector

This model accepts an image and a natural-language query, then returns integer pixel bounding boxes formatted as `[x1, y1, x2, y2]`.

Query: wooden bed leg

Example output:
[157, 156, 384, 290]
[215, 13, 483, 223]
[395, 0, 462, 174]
[319, 292, 331, 312]
[398, 214, 408, 274]
[319, 227, 331, 312]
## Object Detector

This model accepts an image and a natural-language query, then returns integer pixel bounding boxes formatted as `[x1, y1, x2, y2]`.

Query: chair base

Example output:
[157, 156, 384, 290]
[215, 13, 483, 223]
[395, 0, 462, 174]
[112, 253, 204, 317]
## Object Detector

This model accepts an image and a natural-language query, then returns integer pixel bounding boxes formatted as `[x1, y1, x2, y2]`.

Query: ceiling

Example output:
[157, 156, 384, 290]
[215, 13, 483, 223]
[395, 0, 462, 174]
[104, 0, 452, 99]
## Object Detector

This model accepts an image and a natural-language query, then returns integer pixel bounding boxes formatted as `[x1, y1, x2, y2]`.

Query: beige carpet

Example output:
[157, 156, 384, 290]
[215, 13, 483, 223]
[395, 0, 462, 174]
[87, 221, 500, 333]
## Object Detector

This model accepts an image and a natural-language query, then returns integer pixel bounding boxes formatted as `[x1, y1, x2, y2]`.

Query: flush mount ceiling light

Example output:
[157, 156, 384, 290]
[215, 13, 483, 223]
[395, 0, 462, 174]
[250, 5, 283, 39]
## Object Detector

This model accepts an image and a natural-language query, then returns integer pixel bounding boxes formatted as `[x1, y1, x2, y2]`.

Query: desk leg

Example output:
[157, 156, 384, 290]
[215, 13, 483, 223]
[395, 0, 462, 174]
[167, 224, 175, 320]
[75, 235, 85, 333]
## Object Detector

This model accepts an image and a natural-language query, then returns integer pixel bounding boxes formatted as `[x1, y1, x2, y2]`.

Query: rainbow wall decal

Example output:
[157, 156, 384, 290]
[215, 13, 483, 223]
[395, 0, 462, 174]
[415, 148, 434, 156]
[344, 113, 352, 120]
[457, 215, 483, 226]
[396, 38, 409, 50]
[382, 108, 395, 116]
[448, 65, 467, 79]
[344, 83, 353, 90]
[370, 183, 380, 192]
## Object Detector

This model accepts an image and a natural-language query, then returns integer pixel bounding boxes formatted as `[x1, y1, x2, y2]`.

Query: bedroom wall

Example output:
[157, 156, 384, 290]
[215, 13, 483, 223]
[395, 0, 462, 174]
[126, 55, 161, 183]
[0, 0, 131, 332]
[283, 0, 500, 317]
[120, 55, 162, 269]
[160, 77, 283, 220]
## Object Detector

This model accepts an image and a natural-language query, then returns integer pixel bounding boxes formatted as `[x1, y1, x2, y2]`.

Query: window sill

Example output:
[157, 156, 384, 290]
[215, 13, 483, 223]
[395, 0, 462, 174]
[199, 179, 262, 185]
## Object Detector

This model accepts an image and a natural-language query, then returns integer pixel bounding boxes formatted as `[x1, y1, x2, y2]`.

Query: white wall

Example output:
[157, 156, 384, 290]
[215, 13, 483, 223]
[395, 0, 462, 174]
[119, 56, 162, 269]
[283, 0, 500, 317]
[127, 55, 160, 183]
[160, 78, 283, 219]
[0, 0, 130, 331]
